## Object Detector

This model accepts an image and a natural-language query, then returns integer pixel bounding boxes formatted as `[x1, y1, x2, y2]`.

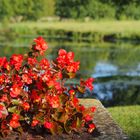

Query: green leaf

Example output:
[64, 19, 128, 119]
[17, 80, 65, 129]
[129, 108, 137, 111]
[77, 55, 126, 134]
[76, 117, 80, 128]
[8, 106, 17, 113]
[11, 99, 21, 105]
[16, 127, 23, 134]
[52, 111, 69, 123]
[49, 122, 58, 135]
[57, 125, 63, 135]
[76, 117, 83, 128]
[51, 112, 61, 121]
[59, 112, 69, 123]
[64, 121, 71, 134]
[60, 93, 69, 104]
[49, 122, 64, 135]
[35, 112, 45, 123]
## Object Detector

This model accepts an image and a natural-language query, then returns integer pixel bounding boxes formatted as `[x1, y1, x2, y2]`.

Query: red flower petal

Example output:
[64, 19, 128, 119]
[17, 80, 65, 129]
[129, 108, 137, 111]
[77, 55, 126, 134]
[44, 121, 53, 129]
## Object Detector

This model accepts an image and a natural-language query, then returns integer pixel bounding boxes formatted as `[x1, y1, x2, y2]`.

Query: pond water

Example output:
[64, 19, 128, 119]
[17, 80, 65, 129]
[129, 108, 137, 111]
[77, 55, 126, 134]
[0, 37, 140, 107]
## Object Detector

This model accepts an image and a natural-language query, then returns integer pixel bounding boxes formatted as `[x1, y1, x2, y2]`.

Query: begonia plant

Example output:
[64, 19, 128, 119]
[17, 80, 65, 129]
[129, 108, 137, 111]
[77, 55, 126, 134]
[0, 37, 96, 137]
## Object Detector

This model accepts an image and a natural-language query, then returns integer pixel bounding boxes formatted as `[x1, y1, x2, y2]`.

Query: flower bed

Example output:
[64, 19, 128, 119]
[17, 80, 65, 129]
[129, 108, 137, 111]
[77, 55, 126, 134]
[0, 37, 96, 138]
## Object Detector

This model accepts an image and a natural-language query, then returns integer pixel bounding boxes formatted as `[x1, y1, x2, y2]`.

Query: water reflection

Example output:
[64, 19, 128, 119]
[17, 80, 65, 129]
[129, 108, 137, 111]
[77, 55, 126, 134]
[0, 39, 140, 106]
[93, 62, 118, 78]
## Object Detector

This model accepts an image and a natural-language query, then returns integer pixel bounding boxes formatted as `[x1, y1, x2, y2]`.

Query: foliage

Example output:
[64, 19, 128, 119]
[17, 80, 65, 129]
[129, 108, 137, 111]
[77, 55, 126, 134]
[122, 4, 140, 20]
[0, 0, 14, 21]
[55, 0, 140, 20]
[55, 0, 89, 18]
[0, 37, 96, 137]
[86, 0, 115, 19]
[0, 0, 55, 22]
[44, 0, 55, 17]
[0, 0, 140, 21]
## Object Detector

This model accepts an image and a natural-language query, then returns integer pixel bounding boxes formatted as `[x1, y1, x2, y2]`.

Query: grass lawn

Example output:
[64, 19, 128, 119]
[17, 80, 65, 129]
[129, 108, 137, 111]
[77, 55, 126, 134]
[108, 105, 140, 140]
[10, 20, 140, 34]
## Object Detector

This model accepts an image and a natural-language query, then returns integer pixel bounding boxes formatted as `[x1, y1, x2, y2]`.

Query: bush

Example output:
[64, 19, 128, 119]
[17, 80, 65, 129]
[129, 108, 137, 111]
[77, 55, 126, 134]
[55, 0, 90, 18]
[87, 0, 115, 19]
[0, 0, 55, 22]
[123, 4, 140, 20]
[0, 37, 96, 137]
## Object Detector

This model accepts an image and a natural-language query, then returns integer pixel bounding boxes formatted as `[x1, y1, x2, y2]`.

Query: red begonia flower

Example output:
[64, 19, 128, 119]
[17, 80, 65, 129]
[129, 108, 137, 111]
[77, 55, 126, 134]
[91, 106, 96, 112]
[85, 78, 94, 91]
[88, 123, 95, 133]
[31, 119, 39, 127]
[40, 58, 50, 69]
[9, 120, 20, 128]
[28, 57, 37, 66]
[22, 102, 30, 111]
[22, 74, 32, 84]
[46, 95, 60, 108]
[12, 114, 20, 121]
[31, 90, 41, 103]
[0, 75, 5, 84]
[84, 114, 92, 122]
[34, 36, 48, 53]
[10, 54, 23, 70]
[57, 49, 80, 73]
[69, 89, 75, 96]
[44, 121, 53, 129]
[10, 84, 21, 98]
[0, 57, 7, 68]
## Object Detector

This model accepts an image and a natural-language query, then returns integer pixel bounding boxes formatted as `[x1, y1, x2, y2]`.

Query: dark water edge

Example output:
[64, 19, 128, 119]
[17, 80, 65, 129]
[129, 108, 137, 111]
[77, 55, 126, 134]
[1, 27, 140, 43]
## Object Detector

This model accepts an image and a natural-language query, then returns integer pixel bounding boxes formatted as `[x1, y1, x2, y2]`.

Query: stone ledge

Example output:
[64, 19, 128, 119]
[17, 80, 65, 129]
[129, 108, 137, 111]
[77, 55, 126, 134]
[79, 99, 129, 140]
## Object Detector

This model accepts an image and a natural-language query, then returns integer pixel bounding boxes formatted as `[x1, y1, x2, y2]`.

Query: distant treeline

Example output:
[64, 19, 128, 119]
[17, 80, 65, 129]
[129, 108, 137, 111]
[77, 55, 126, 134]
[0, 0, 55, 22]
[0, 0, 140, 22]
[56, 0, 140, 20]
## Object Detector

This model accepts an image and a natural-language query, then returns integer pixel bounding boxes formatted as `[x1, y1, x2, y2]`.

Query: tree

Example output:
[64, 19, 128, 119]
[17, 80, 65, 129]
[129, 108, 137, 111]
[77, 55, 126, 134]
[0, 0, 55, 22]
[86, 0, 115, 19]
[55, 0, 90, 18]
[0, 0, 14, 21]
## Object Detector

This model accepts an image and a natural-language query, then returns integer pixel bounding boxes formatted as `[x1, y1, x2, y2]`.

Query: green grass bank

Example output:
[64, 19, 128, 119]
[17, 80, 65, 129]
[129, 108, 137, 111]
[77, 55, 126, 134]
[108, 105, 140, 140]
[1, 20, 140, 42]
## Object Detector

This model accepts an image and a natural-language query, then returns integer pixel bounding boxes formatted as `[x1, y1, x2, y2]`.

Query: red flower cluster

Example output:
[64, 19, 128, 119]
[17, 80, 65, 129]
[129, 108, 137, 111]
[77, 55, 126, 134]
[9, 114, 20, 128]
[10, 54, 23, 70]
[22, 102, 30, 111]
[80, 77, 94, 91]
[0, 57, 10, 71]
[10, 84, 21, 98]
[88, 123, 95, 133]
[44, 121, 53, 129]
[28, 57, 37, 66]
[85, 78, 94, 91]
[40, 58, 50, 70]
[34, 36, 48, 54]
[57, 49, 80, 73]
[0, 37, 96, 137]
[0, 57, 7, 68]
[22, 74, 32, 84]
[0, 104, 7, 119]
[31, 119, 39, 127]
[46, 95, 60, 108]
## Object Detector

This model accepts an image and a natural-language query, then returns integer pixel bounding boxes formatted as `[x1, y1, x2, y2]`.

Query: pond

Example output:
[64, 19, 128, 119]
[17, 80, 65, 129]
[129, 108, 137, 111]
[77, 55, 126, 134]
[0, 37, 140, 107]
